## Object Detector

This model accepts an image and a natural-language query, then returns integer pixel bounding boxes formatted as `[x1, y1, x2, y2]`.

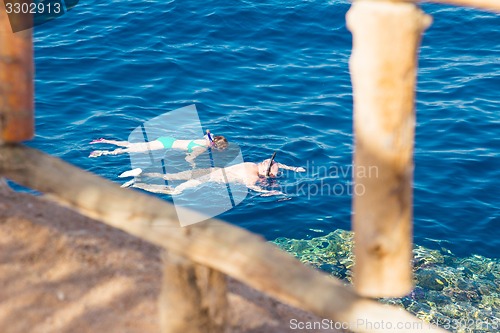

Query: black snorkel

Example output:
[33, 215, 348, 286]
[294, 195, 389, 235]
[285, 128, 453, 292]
[265, 151, 277, 177]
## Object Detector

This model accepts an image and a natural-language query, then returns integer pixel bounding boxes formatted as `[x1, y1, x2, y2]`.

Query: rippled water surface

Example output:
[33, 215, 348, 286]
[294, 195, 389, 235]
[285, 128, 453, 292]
[27, 1, 498, 321]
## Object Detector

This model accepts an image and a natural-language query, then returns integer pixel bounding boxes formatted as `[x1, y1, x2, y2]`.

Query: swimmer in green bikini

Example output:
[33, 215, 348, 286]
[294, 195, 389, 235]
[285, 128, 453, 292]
[89, 131, 228, 166]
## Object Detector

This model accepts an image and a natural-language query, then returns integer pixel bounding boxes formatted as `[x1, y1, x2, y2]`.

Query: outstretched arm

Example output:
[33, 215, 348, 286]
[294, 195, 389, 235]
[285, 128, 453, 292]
[185, 146, 208, 168]
[276, 162, 306, 172]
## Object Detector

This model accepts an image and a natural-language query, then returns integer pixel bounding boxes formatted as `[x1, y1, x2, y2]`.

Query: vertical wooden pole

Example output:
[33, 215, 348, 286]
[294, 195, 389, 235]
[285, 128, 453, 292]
[0, 3, 34, 143]
[347, 1, 431, 297]
[159, 252, 227, 333]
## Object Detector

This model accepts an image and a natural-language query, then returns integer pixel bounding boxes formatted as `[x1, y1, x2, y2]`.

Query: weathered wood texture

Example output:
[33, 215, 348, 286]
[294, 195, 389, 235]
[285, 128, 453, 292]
[427, 0, 500, 12]
[362, 0, 500, 12]
[0, 144, 449, 333]
[347, 1, 431, 297]
[0, 6, 33, 142]
[159, 252, 227, 333]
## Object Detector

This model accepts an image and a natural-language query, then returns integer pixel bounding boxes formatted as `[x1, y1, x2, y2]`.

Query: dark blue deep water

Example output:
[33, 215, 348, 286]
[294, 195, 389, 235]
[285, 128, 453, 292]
[29, 1, 498, 261]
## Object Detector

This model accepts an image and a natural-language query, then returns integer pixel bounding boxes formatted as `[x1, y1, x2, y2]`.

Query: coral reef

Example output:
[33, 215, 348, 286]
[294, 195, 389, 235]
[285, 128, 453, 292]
[273, 230, 499, 332]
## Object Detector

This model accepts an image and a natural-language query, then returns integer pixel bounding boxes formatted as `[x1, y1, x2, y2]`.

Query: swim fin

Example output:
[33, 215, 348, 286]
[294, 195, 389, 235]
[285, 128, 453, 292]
[119, 168, 143, 178]
[121, 179, 136, 188]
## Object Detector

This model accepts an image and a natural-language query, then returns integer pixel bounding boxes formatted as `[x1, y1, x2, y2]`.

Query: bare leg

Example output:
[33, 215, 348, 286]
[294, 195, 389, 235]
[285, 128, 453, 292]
[125, 141, 164, 152]
[130, 179, 202, 195]
[143, 170, 194, 181]
[143, 168, 215, 181]
[90, 139, 133, 147]
[89, 140, 165, 157]
[90, 139, 163, 150]
[131, 182, 179, 195]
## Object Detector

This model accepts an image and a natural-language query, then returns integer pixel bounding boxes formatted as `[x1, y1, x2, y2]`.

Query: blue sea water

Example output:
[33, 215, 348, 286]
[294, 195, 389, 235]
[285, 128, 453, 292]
[28, 0, 499, 262]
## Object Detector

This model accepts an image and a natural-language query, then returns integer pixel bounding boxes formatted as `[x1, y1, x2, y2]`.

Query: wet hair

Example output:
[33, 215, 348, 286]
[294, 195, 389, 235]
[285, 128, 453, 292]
[213, 135, 228, 150]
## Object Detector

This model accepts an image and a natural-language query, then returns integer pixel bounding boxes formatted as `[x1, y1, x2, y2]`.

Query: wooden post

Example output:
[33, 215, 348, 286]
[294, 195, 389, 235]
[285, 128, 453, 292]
[159, 252, 227, 333]
[0, 3, 34, 143]
[347, 1, 431, 297]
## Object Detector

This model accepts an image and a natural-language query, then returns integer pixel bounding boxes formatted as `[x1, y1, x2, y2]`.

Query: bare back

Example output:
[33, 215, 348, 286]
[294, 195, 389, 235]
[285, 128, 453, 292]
[209, 162, 259, 186]
[171, 139, 207, 151]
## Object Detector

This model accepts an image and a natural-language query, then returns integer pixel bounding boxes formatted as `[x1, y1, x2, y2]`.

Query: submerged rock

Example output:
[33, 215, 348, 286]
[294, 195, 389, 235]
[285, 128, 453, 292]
[416, 269, 448, 291]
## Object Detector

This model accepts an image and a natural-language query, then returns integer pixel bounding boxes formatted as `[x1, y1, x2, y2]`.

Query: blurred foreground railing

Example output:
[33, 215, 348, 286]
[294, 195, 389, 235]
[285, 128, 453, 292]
[422, 0, 500, 12]
[0, 144, 448, 333]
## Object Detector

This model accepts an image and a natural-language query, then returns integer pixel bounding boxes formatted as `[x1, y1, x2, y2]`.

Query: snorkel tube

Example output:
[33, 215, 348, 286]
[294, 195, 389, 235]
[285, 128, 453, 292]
[206, 129, 214, 145]
[206, 129, 215, 167]
[266, 151, 277, 177]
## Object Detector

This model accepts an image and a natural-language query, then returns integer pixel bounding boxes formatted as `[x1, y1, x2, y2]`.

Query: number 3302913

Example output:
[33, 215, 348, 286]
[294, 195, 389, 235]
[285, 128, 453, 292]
[5, 2, 62, 15]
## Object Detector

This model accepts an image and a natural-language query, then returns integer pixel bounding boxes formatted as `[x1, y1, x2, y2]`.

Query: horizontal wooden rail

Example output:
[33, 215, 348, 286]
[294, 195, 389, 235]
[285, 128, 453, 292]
[360, 0, 500, 13]
[428, 0, 500, 12]
[0, 144, 448, 333]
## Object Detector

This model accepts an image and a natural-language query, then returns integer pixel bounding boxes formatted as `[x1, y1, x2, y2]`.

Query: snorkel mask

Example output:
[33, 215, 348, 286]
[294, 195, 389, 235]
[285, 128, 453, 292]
[265, 151, 277, 177]
[206, 130, 229, 150]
